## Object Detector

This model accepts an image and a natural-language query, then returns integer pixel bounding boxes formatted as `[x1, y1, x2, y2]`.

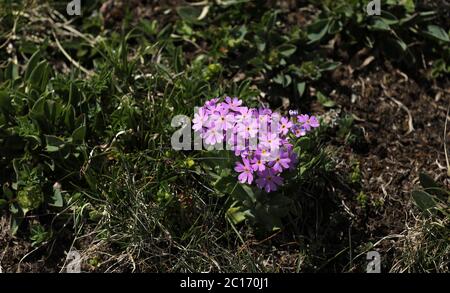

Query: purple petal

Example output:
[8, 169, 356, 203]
[238, 172, 248, 184]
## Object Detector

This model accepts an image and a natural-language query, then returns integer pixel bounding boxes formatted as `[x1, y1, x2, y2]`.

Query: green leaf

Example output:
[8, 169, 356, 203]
[9, 203, 19, 214]
[0, 199, 7, 208]
[328, 19, 343, 34]
[231, 183, 256, 204]
[2, 184, 13, 200]
[25, 50, 42, 80]
[273, 74, 292, 87]
[30, 224, 50, 246]
[226, 205, 252, 225]
[278, 44, 297, 58]
[419, 173, 449, 199]
[317, 91, 335, 108]
[64, 105, 76, 130]
[273, 74, 284, 85]
[69, 83, 82, 106]
[24, 135, 41, 146]
[318, 61, 340, 72]
[83, 170, 98, 191]
[45, 135, 65, 152]
[297, 82, 306, 97]
[379, 11, 400, 25]
[5, 61, 19, 81]
[307, 19, 330, 43]
[419, 173, 438, 190]
[50, 186, 64, 208]
[0, 90, 12, 113]
[251, 195, 293, 231]
[10, 217, 22, 235]
[139, 19, 158, 36]
[46, 99, 59, 125]
[39, 62, 51, 91]
[28, 60, 47, 89]
[423, 25, 450, 43]
[394, 38, 408, 52]
[176, 6, 203, 23]
[399, 0, 415, 13]
[29, 97, 46, 123]
[369, 18, 391, 31]
[17, 186, 44, 215]
[412, 190, 436, 213]
[213, 175, 235, 197]
[254, 35, 266, 52]
[284, 74, 292, 87]
[254, 203, 282, 231]
[72, 125, 86, 143]
[32, 97, 45, 116]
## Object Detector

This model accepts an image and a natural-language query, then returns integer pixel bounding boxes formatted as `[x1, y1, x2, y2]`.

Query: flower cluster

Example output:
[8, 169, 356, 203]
[193, 97, 319, 193]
